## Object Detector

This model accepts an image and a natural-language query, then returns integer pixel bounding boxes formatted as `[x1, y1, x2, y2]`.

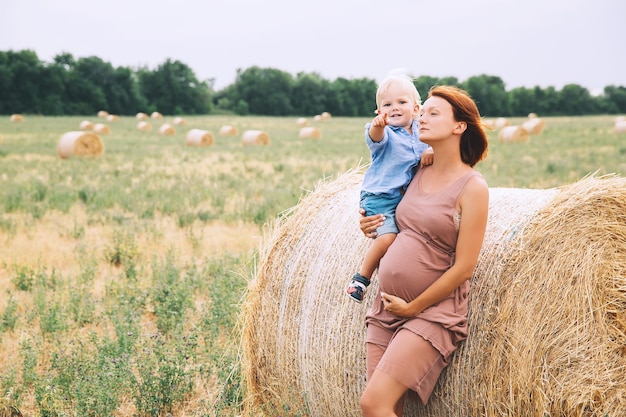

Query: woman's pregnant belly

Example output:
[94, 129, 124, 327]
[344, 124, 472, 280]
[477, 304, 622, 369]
[377, 231, 451, 303]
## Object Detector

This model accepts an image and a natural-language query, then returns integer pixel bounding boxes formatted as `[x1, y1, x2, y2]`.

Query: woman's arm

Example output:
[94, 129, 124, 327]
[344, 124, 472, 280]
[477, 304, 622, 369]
[381, 176, 489, 317]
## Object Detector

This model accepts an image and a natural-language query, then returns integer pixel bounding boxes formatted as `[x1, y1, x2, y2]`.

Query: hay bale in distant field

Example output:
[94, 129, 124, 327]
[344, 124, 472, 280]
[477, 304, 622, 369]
[296, 117, 308, 127]
[10, 114, 24, 122]
[314, 114, 322, 121]
[498, 125, 529, 142]
[528, 112, 538, 118]
[79, 120, 94, 131]
[97, 110, 109, 118]
[298, 126, 321, 139]
[93, 123, 111, 134]
[159, 124, 175, 135]
[106, 114, 120, 122]
[136, 112, 148, 120]
[151, 111, 163, 119]
[320, 111, 332, 120]
[137, 121, 152, 132]
[521, 117, 545, 135]
[185, 129, 214, 146]
[615, 120, 626, 134]
[241, 130, 270, 146]
[57, 131, 104, 159]
[482, 118, 496, 129]
[219, 125, 238, 136]
[173, 117, 185, 126]
[241, 170, 626, 417]
[494, 117, 509, 129]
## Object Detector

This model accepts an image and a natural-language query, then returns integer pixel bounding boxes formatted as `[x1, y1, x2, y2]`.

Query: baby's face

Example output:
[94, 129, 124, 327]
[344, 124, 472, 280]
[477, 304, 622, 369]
[378, 84, 419, 127]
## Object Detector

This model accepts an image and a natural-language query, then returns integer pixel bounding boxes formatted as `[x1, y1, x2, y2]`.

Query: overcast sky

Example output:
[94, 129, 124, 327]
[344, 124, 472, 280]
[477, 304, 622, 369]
[1, 0, 623, 94]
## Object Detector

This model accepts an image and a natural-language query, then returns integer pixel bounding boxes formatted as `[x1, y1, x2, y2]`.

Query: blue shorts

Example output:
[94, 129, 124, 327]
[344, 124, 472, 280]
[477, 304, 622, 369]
[359, 191, 402, 236]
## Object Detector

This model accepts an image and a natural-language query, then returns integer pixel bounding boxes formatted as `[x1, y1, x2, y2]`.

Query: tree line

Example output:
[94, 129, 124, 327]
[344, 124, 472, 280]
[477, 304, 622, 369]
[1, 49, 625, 117]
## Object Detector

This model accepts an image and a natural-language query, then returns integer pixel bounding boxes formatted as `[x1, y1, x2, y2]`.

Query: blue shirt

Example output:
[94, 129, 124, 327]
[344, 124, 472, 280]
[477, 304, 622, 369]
[361, 119, 428, 198]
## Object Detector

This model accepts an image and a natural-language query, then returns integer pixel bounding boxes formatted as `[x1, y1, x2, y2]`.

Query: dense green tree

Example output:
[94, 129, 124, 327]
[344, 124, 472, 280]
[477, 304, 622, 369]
[1, 50, 42, 113]
[602, 85, 626, 113]
[463, 75, 510, 117]
[509, 87, 537, 117]
[1, 49, 625, 117]
[324, 77, 377, 117]
[291, 72, 330, 116]
[231, 66, 293, 116]
[138, 59, 212, 115]
[558, 84, 595, 115]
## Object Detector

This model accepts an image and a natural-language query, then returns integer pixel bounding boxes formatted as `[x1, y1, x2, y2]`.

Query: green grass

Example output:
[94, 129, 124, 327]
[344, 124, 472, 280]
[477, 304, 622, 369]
[0, 114, 624, 416]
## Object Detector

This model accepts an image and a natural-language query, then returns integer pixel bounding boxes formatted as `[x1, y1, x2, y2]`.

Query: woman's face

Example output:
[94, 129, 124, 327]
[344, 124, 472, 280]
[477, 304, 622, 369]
[417, 96, 457, 141]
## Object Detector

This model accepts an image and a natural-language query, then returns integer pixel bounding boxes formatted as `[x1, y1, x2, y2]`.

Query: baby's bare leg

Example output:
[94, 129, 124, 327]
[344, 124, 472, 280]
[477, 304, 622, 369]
[359, 233, 396, 279]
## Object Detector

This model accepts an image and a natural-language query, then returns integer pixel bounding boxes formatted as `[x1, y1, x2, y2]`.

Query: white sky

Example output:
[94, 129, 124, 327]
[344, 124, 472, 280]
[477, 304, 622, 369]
[1, 0, 624, 93]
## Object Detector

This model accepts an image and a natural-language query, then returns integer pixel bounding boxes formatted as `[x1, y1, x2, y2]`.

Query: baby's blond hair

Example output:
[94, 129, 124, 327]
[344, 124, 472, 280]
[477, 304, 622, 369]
[375, 74, 421, 110]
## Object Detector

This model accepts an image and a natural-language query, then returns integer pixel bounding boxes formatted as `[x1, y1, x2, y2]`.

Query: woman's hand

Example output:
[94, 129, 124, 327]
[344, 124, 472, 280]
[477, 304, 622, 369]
[381, 292, 413, 317]
[420, 147, 434, 166]
[359, 208, 385, 238]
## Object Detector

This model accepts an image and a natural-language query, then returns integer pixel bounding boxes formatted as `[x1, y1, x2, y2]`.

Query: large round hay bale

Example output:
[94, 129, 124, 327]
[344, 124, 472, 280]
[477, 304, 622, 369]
[185, 129, 214, 146]
[614, 120, 626, 134]
[521, 117, 545, 135]
[79, 120, 94, 131]
[93, 123, 110, 134]
[97, 110, 109, 118]
[241, 130, 270, 146]
[498, 125, 529, 142]
[241, 170, 626, 417]
[219, 125, 238, 136]
[10, 114, 24, 122]
[106, 114, 120, 122]
[136, 112, 148, 120]
[320, 111, 332, 120]
[159, 123, 175, 135]
[296, 117, 308, 127]
[298, 126, 321, 139]
[173, 116, 185, 126]
[57, 131, 104, 159]
[151, 111, 163, 119]
[137, 121, 152, 132]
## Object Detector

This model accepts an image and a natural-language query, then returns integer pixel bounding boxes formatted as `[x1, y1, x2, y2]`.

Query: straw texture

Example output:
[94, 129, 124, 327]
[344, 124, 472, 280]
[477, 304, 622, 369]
[522, 117, 546, 135]
[10, 114, 24, 122]
[219, 125, 238, 136]
[57, 131, 104, 159]
[498, 125, 529, 142]
[137, 121, 152, 132]
[93, 123, 110, 134]
[159, 124, 175, 135]
[185, 129, 214, 146]
[298, 127, 321, 139]
[242, 130, 270, 146]
[241, 169, 626, 417]
[79, 120, 94, 131]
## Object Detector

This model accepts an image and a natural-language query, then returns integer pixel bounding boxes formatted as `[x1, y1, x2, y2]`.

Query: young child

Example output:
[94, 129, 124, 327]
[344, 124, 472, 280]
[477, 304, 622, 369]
[346, 74, 433, 303]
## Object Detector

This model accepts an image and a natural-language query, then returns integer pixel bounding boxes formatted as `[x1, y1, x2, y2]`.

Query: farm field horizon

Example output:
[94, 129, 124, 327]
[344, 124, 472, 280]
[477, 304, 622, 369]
[0, 114, 624, 416]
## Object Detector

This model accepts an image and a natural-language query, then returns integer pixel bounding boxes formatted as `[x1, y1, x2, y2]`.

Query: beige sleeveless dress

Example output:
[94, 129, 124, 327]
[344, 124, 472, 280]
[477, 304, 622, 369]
[365, 166, 483, 404]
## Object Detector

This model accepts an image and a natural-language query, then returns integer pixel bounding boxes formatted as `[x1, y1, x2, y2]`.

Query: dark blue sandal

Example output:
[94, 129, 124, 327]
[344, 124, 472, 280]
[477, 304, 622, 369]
[346, 273, 371, 303]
